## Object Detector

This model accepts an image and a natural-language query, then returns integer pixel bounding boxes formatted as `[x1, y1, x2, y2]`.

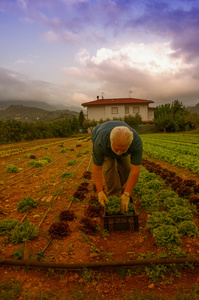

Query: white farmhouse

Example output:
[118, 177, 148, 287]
[82, 96, 155, 123]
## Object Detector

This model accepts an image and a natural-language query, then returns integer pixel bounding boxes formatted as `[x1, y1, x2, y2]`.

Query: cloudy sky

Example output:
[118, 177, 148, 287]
[0, 0, 199, 109]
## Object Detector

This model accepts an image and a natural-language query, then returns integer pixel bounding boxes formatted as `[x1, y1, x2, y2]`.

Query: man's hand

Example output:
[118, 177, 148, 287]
[121, 194, 130, 213]
[98, 191, 109, 207]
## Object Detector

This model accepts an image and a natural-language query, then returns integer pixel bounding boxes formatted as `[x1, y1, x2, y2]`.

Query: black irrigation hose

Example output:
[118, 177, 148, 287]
[1, 257, 199, 270]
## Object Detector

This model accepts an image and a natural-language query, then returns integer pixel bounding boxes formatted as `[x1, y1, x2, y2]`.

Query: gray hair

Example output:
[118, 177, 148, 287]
[110, 126, 133, 146]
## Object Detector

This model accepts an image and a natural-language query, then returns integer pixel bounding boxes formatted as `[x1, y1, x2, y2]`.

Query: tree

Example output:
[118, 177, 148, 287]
[154, 104, 175, 133]
[185, 111, 199, 130]
[83, 119, 97, 132]
[71, 116, 80, 133]
[171, 100, 186, 116]
[78, 110, 85, 128]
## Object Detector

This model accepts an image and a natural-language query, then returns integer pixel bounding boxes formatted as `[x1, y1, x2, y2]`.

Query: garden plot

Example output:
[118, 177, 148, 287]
[142, 136, 199, 173]
[1, 135, 199, 299]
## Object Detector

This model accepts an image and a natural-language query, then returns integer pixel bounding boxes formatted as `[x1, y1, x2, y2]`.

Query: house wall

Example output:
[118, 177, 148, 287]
[87, 105, 105, 120]
[148, 109, 154, 121]
[87, 103, 152, 122]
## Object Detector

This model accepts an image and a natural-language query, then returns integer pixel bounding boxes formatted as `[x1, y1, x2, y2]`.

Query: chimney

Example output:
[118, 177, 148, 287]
[97, 96, 99, 100]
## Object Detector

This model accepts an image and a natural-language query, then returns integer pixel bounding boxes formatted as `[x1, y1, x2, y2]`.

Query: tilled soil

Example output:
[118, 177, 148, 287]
[0, 136, 199, 299]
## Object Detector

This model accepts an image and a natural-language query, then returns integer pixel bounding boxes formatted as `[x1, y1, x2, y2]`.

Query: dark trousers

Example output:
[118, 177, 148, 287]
[103, 155, 131, 197]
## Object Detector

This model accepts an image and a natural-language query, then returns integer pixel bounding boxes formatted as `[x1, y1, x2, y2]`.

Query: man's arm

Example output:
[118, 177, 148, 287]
[121, 164, 141, 213]
[92, 163, 109, 207]
[124, 164, 141, 195]
[92, 163, 104, 193]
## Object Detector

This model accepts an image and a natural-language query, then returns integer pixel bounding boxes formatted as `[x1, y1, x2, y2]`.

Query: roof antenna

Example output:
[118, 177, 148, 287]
[129, 90, 133, 98]
[101, 92, 104, 99]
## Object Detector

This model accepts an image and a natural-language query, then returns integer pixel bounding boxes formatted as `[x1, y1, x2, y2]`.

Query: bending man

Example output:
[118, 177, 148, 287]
[91, 121, 143, 213]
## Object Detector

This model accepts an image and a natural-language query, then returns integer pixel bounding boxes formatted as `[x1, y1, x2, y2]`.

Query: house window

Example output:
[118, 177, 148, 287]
[125, 107, 129, 114]
[133, 107, 140, 114]
[111, 107, 118, 114]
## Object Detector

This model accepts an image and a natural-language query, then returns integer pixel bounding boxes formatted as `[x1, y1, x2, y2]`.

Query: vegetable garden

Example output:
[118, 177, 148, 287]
[0, 133, 199, 299]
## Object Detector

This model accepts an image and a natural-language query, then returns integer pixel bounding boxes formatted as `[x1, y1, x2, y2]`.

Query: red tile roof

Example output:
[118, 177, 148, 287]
[82, 97, 154, 107]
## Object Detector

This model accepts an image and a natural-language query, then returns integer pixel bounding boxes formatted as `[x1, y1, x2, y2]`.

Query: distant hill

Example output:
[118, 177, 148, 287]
[0, 100, 59, 111]
[0, 100, 86, 113]
[186, 103, 199, 114]
[0, 104, 79, 122]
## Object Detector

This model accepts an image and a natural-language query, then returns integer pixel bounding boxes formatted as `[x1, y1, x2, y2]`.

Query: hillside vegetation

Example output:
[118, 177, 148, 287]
[0, 104, 79, 122]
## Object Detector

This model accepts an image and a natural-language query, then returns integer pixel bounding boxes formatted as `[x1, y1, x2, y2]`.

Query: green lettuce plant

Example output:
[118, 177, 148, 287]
[158, 189, 177, 201]
[67, 160, 76, 166]
[163, 197, 187, 210]
[6, 164, 18, 173]
[177, 221, 198, 237]
[152, 225, 181, 249]
[0, 219, 20, 236]
[146, 211, 174, 231]
[140, 192, 160, 212]
[105, 196, 135, 215]
[145, 179, 162, 192]
[17, 197, 38, 212]
[169, 205, 193, 223]
[42, 156, 52, 163]
[105, 196, 121, 215]
[10, 221, 39, 244]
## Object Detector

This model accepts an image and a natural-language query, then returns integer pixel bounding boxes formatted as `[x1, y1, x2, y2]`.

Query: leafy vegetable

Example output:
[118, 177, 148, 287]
[169, 205, 193, 223]
[145, 179, 162, 192]
[163, 197, 187, 209]
[152, 225, 181, 249]
[67, 160, 76, 166]
[42, 156, 52, 163]
[140, 192, 160, 212]
[105, 196, 135, 215]
[0, 219, 20, 236]
[105, 196, 121, 215]
[10, 221, 39, 244]
[17, 196, 38, 212]
[158, 190, 177, 202]
[146, 212, 174, 231]
[6, 164, 18, 173]
[177, 221, 198, 237]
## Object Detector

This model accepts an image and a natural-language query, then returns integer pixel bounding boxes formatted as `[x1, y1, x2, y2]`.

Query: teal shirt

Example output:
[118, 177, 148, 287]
[91, 121, 143, 166]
